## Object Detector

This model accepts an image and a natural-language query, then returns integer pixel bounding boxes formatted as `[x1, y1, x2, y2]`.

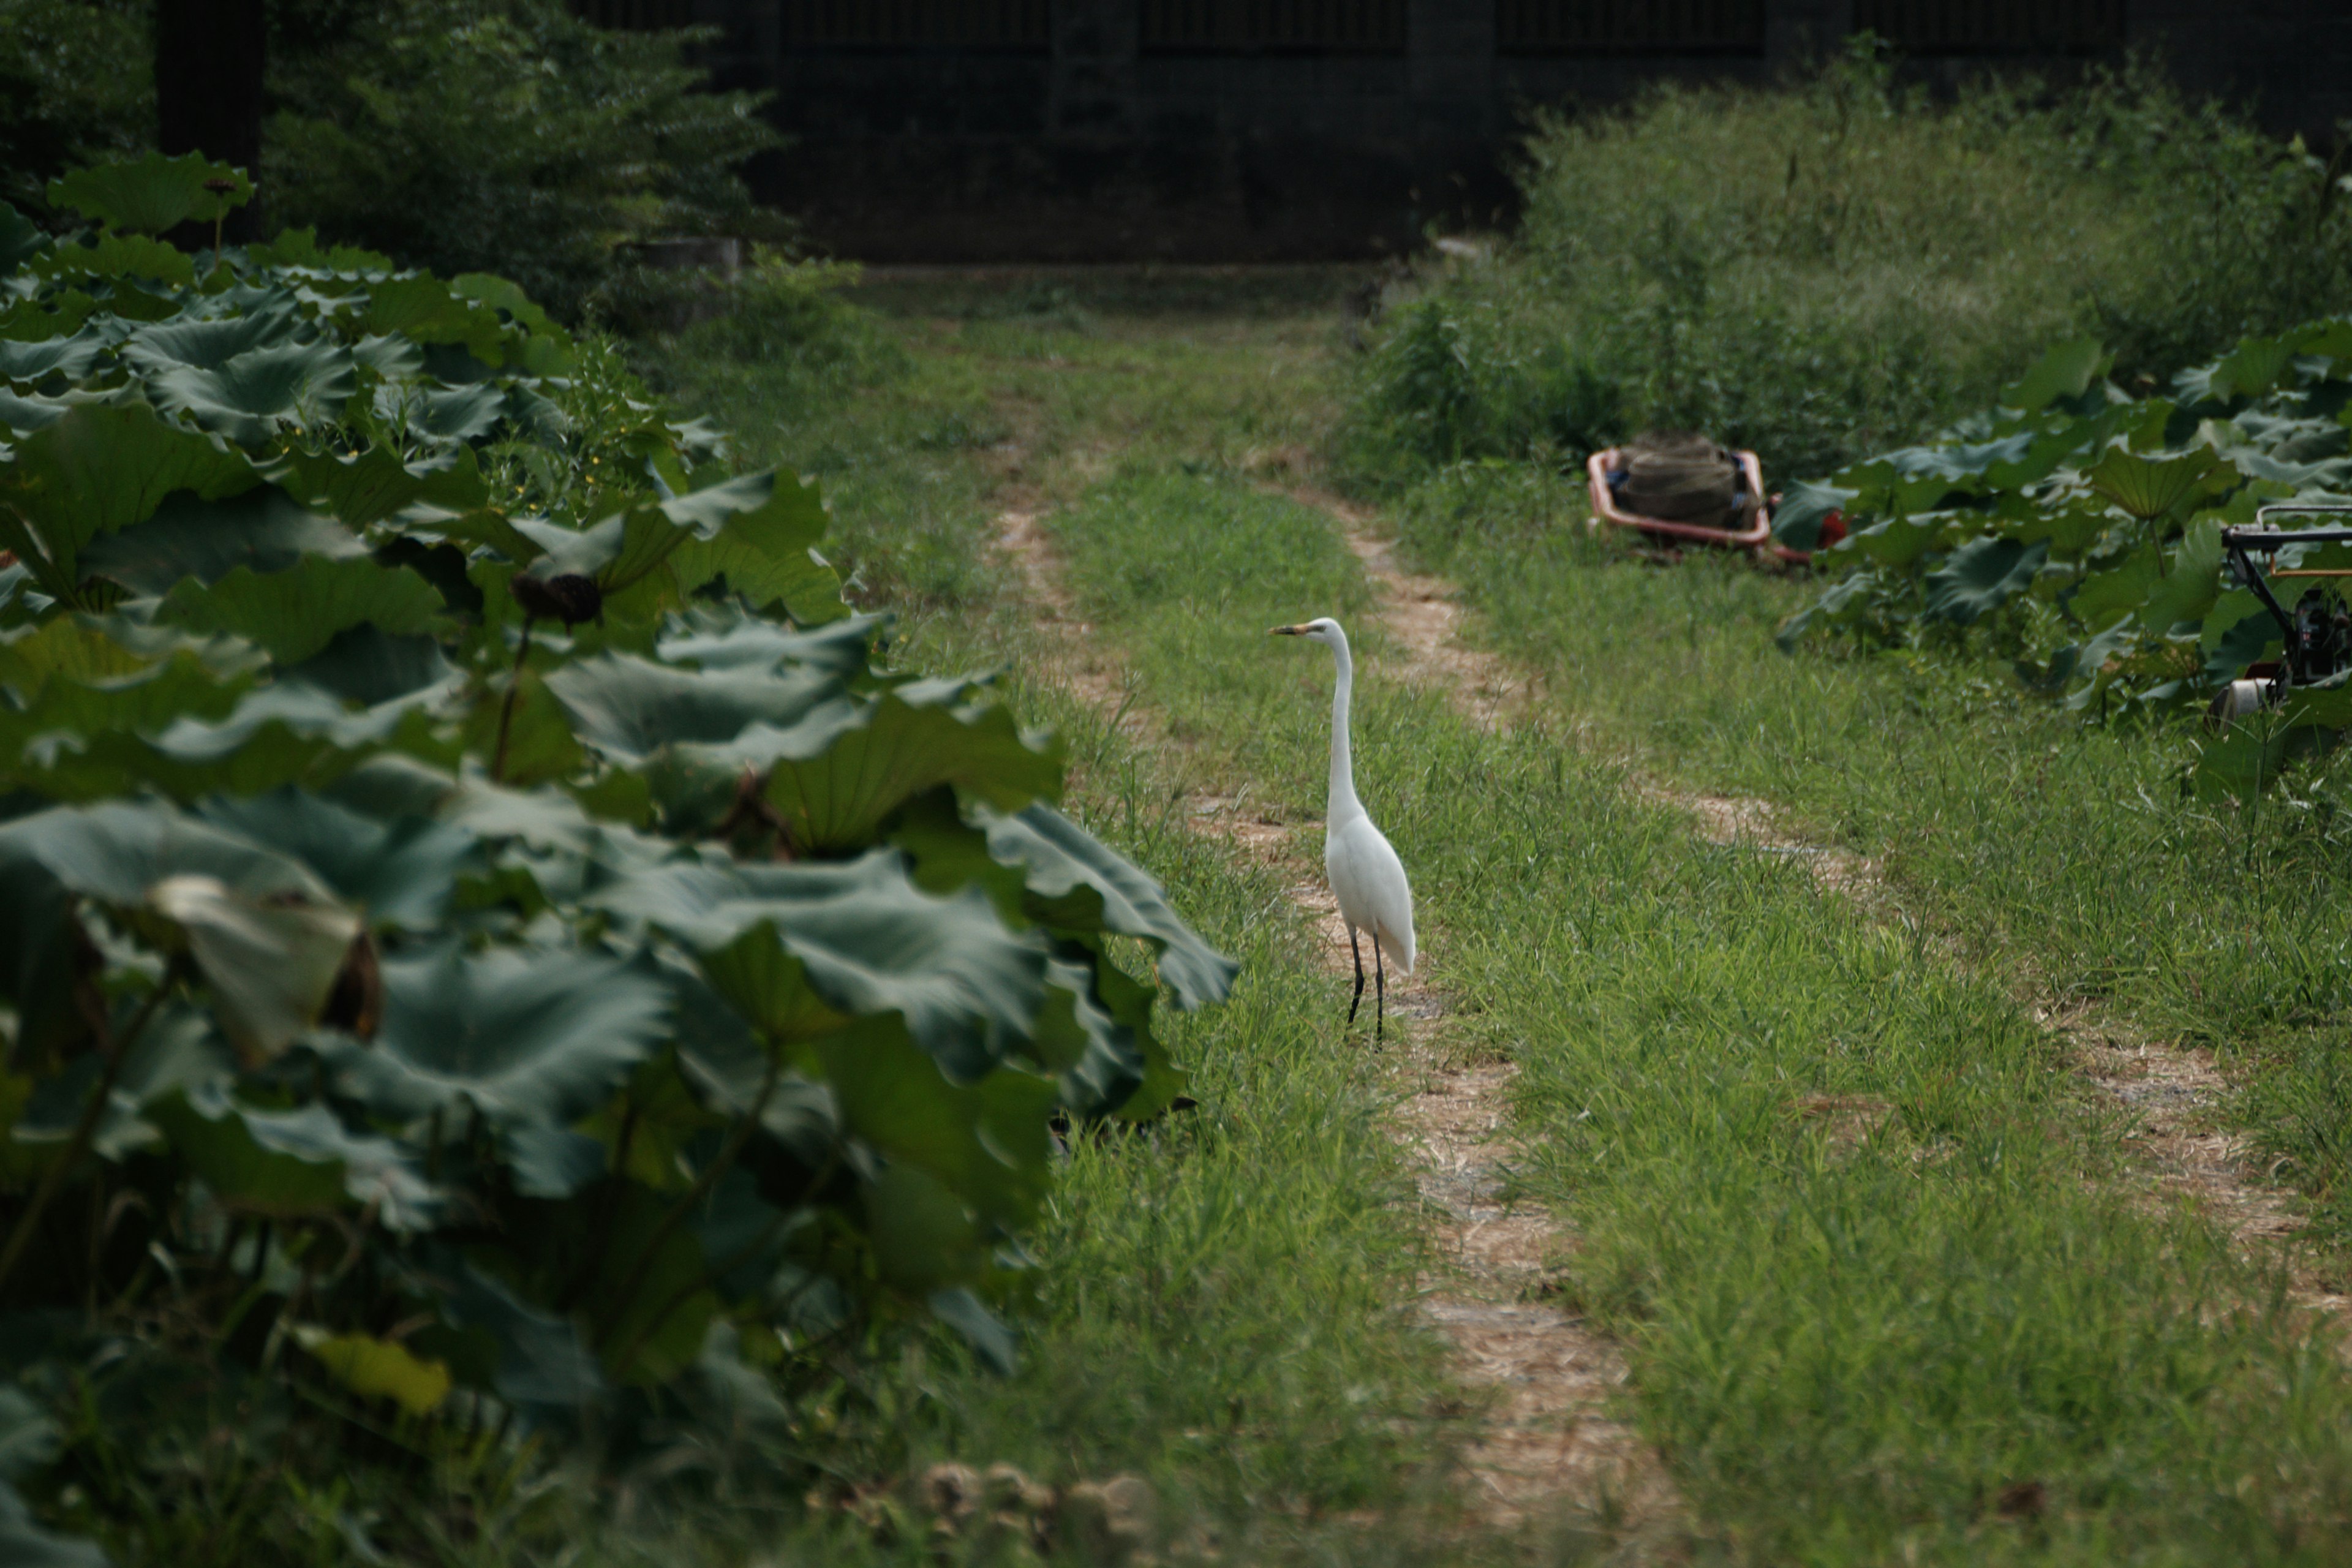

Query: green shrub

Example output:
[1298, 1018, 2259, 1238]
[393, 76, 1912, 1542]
[1342, 47, 2352, 486]
[0, 0, 151, 216]
[265, 0, 783, 320]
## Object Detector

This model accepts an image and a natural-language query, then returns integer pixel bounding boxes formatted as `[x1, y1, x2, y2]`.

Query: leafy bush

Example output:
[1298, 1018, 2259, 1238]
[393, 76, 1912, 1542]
[266, 0, 784, 322]
[1773, 325, 2352, 796]
[0, 156, 1231, 1562]
[0, 0, 152, 216]
[1341, 47, 2352, 487]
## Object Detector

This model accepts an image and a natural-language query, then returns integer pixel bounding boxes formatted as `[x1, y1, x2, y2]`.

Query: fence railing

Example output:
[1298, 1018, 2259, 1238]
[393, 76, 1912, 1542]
[1496, 0, 1766, 55]
[1139, 1, 1407, 54]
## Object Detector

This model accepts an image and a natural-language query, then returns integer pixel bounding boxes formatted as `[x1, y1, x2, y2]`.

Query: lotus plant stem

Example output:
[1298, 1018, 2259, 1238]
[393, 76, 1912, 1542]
[491, 617, 536, 785]
[0, 965, 179, 1299]
[609, 1151, 838, 1375]
[556, 1091, 640, 1313]
[592, 1052, 780, 1348]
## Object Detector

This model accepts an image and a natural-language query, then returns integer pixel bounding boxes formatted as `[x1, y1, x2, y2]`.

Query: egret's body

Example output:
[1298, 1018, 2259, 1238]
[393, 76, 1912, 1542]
[1273, 617, 1414, 1036]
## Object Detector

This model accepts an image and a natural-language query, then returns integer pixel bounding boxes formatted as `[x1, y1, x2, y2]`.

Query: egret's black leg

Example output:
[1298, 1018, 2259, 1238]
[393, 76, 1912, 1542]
[1347, 927, 1365, 1027]
[1374, 939, 1386, 1042]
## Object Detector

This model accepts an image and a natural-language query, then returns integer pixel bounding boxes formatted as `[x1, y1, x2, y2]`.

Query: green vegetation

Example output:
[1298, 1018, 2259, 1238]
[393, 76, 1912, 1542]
[638, 262, 2352, 1562]
[1343, 49, 2352, 484]
[1769, 325, 2352, 796]
[0, 0, 775, 317]
[0, 162, 1258, 1564]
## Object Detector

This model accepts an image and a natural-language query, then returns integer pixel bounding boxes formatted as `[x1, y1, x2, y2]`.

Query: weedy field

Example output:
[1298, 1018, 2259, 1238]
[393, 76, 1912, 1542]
[626, 257, 2352, 1564]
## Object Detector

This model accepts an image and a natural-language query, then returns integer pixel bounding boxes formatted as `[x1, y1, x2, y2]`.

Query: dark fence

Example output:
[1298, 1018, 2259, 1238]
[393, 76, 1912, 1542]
[1496, 0, 1767, 55]
[1139, 0, 1408, 53]
[1850, 0, 2127, 55]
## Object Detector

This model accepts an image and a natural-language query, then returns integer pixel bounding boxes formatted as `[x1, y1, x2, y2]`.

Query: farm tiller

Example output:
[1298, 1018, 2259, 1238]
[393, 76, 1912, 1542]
[2209, 503, 2352, 726]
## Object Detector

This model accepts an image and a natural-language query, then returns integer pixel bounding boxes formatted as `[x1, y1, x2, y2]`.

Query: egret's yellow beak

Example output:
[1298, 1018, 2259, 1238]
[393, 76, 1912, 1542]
[1270, 624, 1305, 636]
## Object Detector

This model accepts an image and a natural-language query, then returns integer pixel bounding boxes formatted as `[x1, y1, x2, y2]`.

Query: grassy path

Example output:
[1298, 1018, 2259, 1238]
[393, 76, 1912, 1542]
[642, 270, 2352, 1565]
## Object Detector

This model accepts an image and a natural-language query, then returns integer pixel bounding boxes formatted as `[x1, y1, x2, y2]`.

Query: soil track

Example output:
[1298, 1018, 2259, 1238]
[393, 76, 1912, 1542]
[1635, 777, 2335, 1310]
[993, 502, 1680, 1540]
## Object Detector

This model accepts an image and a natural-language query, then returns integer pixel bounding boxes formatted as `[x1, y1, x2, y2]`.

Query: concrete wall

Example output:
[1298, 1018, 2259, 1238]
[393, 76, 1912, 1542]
[688, 1, 2352, 262]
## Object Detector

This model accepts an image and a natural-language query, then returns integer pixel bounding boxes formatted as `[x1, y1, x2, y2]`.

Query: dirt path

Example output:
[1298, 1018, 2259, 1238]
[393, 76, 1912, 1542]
[1279, 497, 1684, 1538]
[1633, 780, 2337, 1310]
[993, 501, 1679, 1542]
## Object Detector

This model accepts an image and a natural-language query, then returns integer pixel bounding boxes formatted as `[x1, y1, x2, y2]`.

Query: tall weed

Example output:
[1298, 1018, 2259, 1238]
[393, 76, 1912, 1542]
[1343, 47, 2352, 485]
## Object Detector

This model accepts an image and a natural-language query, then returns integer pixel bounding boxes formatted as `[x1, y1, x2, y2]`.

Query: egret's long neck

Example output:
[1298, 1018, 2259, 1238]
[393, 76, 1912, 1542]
[1326, 633, 1365, 827]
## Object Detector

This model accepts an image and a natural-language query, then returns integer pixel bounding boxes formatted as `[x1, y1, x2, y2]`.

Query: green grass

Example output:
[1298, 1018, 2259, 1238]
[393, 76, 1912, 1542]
[624, 266, 2352, 1565]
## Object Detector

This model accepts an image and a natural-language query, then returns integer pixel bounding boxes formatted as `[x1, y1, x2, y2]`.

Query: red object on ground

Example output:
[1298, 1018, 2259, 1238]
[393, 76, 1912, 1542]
[1587, 447, 1773, 554]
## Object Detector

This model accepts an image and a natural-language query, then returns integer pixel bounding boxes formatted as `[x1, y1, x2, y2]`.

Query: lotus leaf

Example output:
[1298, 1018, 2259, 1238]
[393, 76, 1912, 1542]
[322, 943, 670, 1128]
[48, 153, 252, 235]
[1924, 536, 2048, 625]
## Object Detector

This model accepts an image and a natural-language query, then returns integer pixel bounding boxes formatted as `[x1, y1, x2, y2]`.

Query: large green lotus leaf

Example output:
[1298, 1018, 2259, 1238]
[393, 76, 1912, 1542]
[0, 324, 110, 384]
[655, 608, 881, 680]
[321, 942, 669, 1128]
[688, 922, 854, 1044]
[0, 617, 164, 703]
[2059, 615, 2149, 711]
[2084, 443, 2231, 522]
[2139, 518, 2227, 632]
[246, 227, 394, 274]
[0, 799, 334, 908]
[0, 799, 341, 1066]
[195, 788, 478, 929]
[1924, 536, 2048, 625]
[146, 1082, 435, 1228]
[1768, 478, 1856, 552]
[927, 1286, 1017, 1374]
[1028, 956, 1144, 1118]
[2203, 328, 2314, 405]
[500, 1125, 608, 1199]
[1086, 935, 1186, 1120]
[451, 271, 567, 348]
[79, 483, 364, 597]
[362, 276, 507, 363]
[156, 555, 445, 664]
[295, 1329, 450, 1416]
[979, 804, 1236, 1009]
[822, 1012, 1055, 1235]
[28, 235, 191, 292]
[0, 389, 70, 434]
[146, 340, 357, 447]
[22, 679, 462, 805]
[2000, 337, 2110, 413]
[412, 1253, 606, 1423]
[655, 469, 842, 620]
[0, 202, 47, 271]
[280, 624, 458, 707]
[410, 383, 505, 443]
[1845, 512, 1947, 568]
[121, 309, 298, 375]
[47, 151, 251, 233]
[763, 684, 1062, 853]
[543, 653, 849, 765]
[148, 872, 359, 1065]
[0, 403, 258, 604]
[0, 1483, 107, 1568]
[2010, 496, 2116, 559]
[666, 963, 841, 1166]
[595, 848, 1048, 1083]
[2069, 540, 2162, 630]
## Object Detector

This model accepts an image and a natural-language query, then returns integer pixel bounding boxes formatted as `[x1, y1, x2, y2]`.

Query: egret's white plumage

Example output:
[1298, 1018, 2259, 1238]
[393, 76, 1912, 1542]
[1273, 617, 1414, 1034]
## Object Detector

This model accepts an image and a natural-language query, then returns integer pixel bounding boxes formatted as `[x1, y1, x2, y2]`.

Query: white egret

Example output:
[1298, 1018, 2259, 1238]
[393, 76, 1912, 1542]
[1272, 618, 1415, 1038]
